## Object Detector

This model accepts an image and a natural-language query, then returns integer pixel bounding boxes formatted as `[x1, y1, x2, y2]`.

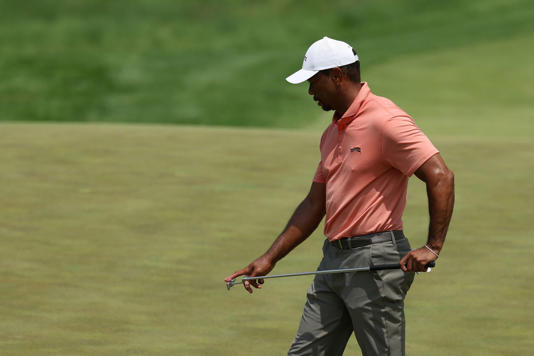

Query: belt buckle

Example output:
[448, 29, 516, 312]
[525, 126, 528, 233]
[337, 239, 343, 249]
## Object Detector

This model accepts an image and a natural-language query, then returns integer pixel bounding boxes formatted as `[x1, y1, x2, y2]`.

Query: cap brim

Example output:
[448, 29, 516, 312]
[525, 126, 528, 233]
[285, 69, 318, 84]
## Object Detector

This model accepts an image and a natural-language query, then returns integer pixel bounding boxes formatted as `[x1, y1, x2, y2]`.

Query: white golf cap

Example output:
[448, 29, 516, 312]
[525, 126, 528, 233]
[286, 36, 359, 84]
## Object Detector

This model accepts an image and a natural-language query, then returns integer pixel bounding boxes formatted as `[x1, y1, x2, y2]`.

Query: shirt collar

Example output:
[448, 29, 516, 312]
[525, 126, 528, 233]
[333, 82, 371, 131]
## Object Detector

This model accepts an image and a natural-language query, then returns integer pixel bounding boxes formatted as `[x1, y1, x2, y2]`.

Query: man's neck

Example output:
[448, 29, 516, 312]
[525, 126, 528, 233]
[334, 82, 363, 118]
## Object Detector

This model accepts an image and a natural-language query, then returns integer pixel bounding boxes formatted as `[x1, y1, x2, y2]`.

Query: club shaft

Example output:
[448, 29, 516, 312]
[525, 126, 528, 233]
[241, 263, 402, 281]
[227, 262, 435, 290]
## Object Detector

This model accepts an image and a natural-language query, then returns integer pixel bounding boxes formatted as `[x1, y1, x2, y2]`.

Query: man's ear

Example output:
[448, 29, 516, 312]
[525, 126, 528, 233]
[330, 67, 344, 86]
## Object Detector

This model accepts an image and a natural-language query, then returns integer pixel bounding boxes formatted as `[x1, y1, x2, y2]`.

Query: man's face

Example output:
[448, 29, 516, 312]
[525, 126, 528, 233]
[307, 71, 336, 112]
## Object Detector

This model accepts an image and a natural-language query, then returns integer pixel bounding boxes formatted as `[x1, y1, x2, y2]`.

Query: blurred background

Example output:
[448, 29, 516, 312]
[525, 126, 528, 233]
[1, 0, 533, 355]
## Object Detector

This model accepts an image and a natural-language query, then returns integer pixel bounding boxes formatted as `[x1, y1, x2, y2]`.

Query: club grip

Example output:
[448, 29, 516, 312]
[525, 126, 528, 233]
[370, 261, 436, 271]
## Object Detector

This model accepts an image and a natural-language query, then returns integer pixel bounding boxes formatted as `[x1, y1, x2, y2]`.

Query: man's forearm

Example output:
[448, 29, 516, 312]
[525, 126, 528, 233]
[263, 194, 325, 264]
[402, 154, 454, 272]
[426, 169, 455, 253]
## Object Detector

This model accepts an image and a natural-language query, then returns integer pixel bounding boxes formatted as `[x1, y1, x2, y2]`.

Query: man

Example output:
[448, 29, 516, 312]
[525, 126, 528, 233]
[225, 37, 454, 356]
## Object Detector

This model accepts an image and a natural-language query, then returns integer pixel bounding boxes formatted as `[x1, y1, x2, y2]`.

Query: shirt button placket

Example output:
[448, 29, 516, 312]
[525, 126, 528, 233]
[336, 126, 343, 163]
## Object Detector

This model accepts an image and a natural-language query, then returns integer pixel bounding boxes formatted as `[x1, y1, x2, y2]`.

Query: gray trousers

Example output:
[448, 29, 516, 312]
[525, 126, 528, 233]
[288, 233, 414, 356]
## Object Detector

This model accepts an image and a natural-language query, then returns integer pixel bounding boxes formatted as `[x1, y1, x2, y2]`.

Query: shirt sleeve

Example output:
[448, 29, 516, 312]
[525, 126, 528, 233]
[313, 160, 326, 183]
[380, 115, 439, 176]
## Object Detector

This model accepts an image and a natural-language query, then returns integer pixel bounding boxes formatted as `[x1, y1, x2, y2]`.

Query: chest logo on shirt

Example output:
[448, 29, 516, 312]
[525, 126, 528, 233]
[350, 146, 361, 153]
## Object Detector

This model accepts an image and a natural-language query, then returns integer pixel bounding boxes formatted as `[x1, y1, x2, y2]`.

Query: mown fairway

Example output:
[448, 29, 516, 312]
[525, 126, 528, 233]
[1, 0, 533, 355]
[1, 121, 533, 355]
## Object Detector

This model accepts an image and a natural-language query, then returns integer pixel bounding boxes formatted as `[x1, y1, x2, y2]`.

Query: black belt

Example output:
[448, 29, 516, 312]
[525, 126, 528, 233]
[330, 230, 405, 250]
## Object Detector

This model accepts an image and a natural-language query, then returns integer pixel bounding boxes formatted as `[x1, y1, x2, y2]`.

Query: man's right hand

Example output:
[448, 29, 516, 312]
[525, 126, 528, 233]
[224, 256, 275, 294]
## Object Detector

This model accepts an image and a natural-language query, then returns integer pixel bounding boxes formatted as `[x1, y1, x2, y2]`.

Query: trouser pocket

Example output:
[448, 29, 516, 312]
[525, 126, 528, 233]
[370, 239, 414, 301]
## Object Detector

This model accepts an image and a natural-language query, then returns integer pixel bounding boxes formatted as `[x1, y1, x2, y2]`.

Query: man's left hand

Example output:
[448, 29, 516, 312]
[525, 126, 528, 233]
[399, 247, 438, 272]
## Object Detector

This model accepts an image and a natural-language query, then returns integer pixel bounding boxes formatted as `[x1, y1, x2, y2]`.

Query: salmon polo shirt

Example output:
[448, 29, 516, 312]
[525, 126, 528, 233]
[313, 83, 439, 241]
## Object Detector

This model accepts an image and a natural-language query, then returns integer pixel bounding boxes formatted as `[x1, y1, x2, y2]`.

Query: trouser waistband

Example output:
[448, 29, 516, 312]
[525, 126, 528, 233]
[330, 230, 405, 250]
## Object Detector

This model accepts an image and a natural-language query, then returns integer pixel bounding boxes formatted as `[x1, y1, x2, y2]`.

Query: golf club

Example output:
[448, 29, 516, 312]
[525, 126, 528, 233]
[226, 261, 435, 290]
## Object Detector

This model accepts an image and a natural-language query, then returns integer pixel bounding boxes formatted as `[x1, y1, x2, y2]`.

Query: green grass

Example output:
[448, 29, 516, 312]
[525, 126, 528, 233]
[1, 122, 533, 355]
[1, 0, 533, 129]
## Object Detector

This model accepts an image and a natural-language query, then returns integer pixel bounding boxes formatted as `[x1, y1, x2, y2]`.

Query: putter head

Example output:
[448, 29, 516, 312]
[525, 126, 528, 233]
[226, 279, 240, 290]
[226, 276, 251, 290]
